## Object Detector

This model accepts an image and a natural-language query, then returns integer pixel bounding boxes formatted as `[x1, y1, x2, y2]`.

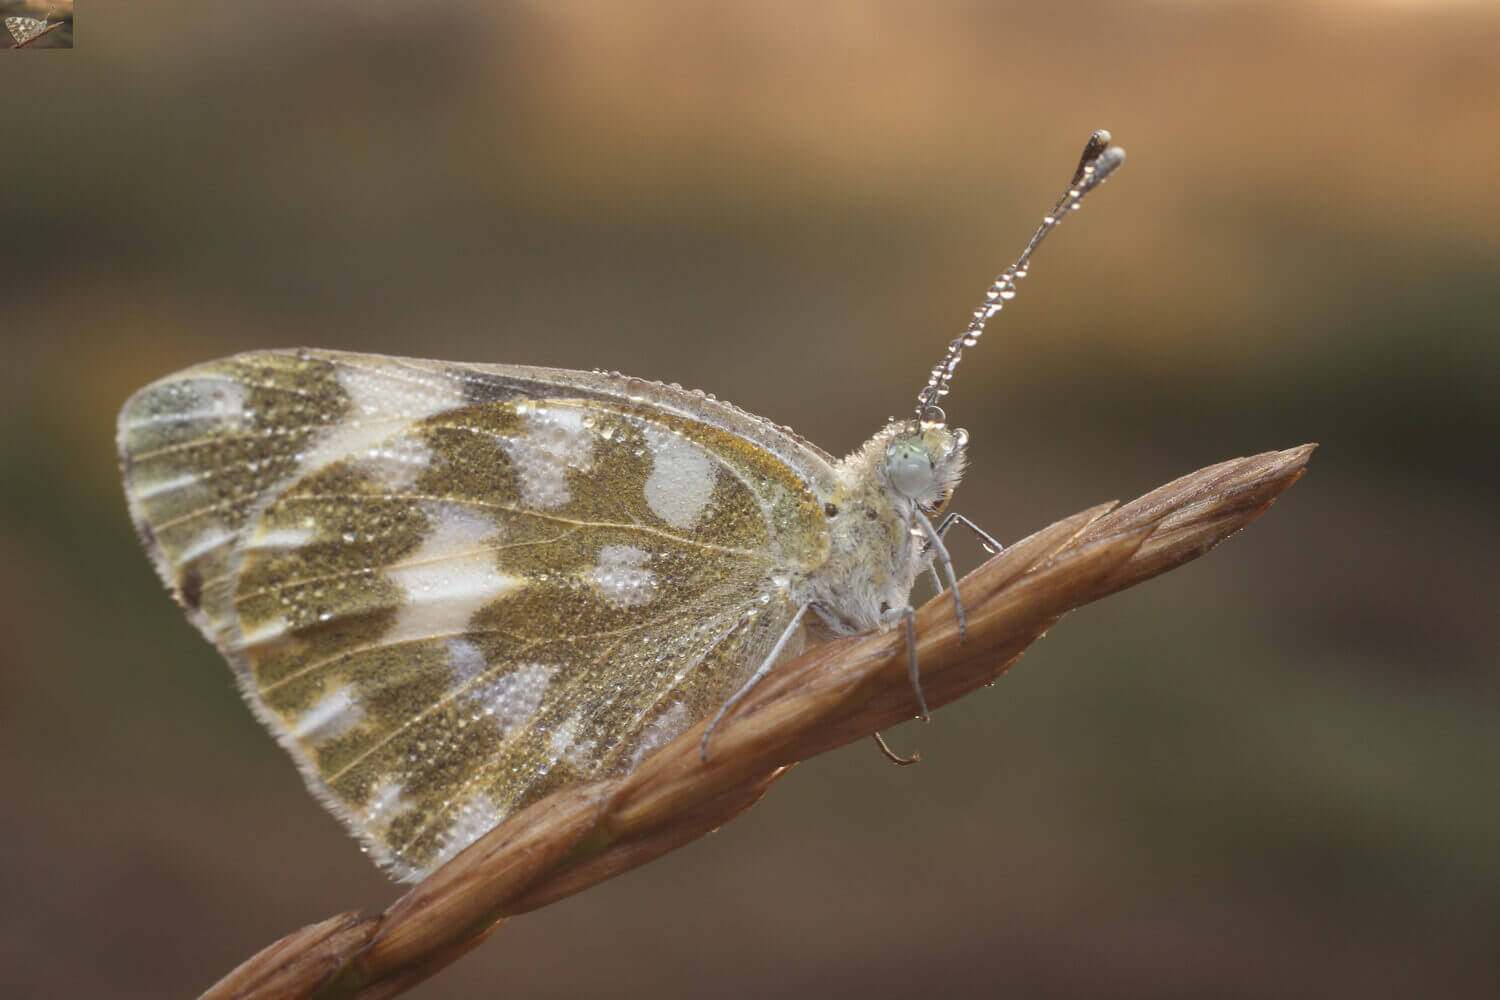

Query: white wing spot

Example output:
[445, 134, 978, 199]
[586, 545, 657, 608]
[386, 507, 523, 643]
[445, 637, 489, 683]
[563, 735, 598, 769]
[629, 701, 691, 769]
[432, 795, 501, 869]
[301, 365, 465, 475]
[500, 402, 594, 510]
[643, 425, 715, 529]
[446, 641, 556, 733]
[246, 521, 318, 550]
[174, 524, 235, 564]
[293, 686, 364, 744]
[358, 435, 434, 492]
[125, 377, 248, 432]
[363, 777, 409, 827]
[132, 471, 205, 501]
[237, 614, 293, 649]
[548, 712, 581, 765]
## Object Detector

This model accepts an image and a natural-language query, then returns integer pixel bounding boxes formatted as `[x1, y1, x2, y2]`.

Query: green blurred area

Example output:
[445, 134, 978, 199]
[2, 2, 1497, 996]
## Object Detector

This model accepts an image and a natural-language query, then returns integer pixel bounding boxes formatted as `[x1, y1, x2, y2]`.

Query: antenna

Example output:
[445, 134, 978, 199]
[916, 130, 1126, 421]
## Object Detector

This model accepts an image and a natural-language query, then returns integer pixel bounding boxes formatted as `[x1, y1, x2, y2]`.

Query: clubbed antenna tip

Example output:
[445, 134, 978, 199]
[916, 130, 1126, 421]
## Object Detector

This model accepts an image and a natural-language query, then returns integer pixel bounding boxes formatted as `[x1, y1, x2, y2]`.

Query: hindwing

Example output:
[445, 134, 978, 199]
[118, 349, 833, 878]
[5, 17, 46, 43]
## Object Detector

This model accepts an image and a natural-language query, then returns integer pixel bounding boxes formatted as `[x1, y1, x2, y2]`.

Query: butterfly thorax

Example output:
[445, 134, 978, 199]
[798, 420, 967, 636]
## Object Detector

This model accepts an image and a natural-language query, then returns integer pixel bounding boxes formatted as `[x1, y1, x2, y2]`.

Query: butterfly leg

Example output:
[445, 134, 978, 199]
[701, 602, 811, 762]
[871, 731, 920, 765]
[879, 516, 996, 764]
[872, 605, 928, 765]
[937, 511, 1004, 555]
[926, 512, 1003, 595]
[901, 604, 929, 721]
[913, 510, 965, 641]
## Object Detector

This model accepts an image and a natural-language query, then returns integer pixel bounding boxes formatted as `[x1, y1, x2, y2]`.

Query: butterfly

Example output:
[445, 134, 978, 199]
[5, 5, 53, 44]
[117, 132, 1124, 881]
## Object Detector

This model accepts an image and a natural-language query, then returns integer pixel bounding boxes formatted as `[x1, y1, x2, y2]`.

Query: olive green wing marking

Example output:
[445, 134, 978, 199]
[119, 349, 832, 879]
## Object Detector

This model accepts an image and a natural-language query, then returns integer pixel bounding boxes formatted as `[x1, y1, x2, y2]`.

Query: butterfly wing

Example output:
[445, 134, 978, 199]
[118, 349, 834, 878]
[6, 17, 45, 43]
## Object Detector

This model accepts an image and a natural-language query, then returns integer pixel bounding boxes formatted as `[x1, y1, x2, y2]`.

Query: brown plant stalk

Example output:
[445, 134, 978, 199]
[203, 444, 1316, 1000]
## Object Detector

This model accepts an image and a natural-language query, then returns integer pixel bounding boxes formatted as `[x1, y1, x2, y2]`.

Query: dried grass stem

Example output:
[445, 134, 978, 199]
[203, 444, 1315, 1000]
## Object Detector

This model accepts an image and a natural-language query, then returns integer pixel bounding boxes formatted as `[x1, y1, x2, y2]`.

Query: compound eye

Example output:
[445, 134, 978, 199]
[886, 444, 935, 499]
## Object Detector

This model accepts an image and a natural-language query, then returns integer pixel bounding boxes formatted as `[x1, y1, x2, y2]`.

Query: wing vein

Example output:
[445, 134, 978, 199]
[231, 529, 582, 603]
[269, 493, 764, 558]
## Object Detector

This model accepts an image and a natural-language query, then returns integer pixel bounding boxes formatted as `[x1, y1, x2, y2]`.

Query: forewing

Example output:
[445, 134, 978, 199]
[118, 349, 830, 878]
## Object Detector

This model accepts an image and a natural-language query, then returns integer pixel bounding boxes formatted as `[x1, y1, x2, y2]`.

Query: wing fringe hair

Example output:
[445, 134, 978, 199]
[199, 444, 1315, 1000]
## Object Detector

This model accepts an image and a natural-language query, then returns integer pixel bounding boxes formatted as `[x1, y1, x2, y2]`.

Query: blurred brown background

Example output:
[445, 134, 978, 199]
[2, 1, 1497, 996]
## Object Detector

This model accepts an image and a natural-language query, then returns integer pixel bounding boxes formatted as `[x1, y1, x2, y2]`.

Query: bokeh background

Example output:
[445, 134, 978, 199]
[2, 1, 1497, 996]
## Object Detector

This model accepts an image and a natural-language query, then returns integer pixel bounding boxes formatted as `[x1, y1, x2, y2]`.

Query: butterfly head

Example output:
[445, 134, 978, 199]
[883, 419, 967, 517]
